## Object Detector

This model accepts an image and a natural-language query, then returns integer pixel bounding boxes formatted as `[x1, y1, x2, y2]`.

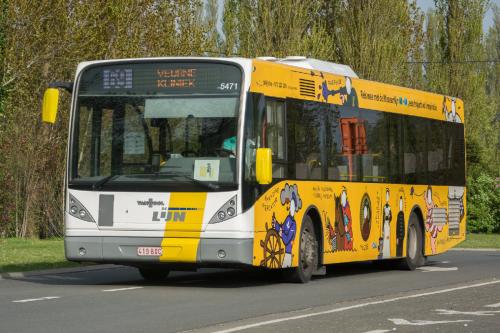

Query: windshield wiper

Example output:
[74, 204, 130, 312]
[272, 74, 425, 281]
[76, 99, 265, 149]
[158, 172, 220, 190]
[180, 175, 220, 191]
[92, 175, 120, 191]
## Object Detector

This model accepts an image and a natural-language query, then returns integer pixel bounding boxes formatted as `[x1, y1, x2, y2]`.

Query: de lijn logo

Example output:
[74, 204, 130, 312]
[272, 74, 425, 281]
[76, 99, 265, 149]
[152, 207, 199, 223]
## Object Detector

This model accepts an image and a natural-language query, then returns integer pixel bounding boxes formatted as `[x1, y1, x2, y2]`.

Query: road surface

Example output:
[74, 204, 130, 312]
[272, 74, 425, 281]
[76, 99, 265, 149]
[0, 250, 499, 333]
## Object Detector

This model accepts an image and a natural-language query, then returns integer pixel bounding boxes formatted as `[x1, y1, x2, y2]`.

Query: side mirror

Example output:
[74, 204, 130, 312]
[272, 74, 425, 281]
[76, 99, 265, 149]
[256, 148, 272, 185]
[42, 88, 60, 123]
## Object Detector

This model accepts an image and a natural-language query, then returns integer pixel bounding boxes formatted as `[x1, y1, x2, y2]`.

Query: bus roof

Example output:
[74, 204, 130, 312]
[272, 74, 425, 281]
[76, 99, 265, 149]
[249, 57, 464, 124]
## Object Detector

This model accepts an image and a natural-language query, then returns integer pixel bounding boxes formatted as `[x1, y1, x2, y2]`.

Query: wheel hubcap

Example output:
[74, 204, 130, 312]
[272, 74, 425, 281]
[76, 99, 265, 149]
[408, 225, 417, 260]
[301, 228, 315, 270]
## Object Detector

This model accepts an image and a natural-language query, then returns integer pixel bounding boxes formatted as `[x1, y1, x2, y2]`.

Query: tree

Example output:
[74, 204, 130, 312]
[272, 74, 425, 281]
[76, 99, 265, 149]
[222, 0, 333, 59]
[484, 4, 500, 171]
[0, 0, 217, 238]
[321, 0, 425, 88]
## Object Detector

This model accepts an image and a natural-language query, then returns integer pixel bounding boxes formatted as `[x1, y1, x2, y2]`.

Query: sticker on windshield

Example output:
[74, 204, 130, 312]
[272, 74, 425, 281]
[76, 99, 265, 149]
[194, 160, 220, 182]
[124, 132, 145, 155]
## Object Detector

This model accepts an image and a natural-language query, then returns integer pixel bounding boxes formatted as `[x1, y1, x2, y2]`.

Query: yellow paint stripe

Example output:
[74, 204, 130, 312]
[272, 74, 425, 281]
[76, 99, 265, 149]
[160, 193, 207, 263]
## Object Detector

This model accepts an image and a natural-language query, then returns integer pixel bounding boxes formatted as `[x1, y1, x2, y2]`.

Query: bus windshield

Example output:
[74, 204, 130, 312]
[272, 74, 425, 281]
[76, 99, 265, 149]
[70, 61, 242, 191]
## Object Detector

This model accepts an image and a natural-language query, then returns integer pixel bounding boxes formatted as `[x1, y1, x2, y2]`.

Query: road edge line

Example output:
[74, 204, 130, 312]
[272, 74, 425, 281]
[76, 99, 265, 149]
[0, 264, 125, 279]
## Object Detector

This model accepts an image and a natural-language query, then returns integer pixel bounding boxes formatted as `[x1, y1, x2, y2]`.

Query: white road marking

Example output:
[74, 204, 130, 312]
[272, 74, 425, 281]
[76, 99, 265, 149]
[13, 296, 60, 303]
[439, 261, 450, 264]
[209, 280, 500, 333]
[362, 330, 392, 333]
[485, 302, 500, 308]
[102, 286, 143, 292]
[388, 318, 472, 326]
[435, 309, 500, 316]
[417, 266, 458, 272]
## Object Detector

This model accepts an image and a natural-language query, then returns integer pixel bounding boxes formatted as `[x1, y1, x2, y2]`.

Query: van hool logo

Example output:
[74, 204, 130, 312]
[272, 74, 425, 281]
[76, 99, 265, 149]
[137, 198, 165, 208]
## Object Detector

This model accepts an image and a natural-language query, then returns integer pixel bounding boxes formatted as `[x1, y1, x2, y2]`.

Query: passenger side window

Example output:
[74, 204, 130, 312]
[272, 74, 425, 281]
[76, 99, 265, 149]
[265, 99, 286, 178]
[287, 100, 326, 180]
[330, 105, 362, 181]
[362, 109, 386, 182]
[404, 117, 428, 184]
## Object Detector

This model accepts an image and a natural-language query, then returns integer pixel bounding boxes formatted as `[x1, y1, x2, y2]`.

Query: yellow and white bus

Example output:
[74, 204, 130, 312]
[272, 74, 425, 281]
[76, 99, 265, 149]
[42, 57, 466, 283]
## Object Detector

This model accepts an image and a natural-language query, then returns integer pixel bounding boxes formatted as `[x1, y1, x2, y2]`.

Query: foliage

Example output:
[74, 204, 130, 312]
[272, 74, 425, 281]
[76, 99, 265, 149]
[222, 0, 333, 59]
[0, 0, 217, 238]
[467, 173, 500, 233]
[321, 0, 425, 88]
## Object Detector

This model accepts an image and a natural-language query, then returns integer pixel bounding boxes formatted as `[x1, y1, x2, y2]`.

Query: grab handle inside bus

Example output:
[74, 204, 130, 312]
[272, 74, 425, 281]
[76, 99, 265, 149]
[256, 148, 272, 185]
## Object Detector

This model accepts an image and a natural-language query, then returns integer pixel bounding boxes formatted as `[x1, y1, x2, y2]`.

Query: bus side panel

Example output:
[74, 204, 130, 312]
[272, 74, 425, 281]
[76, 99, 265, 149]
[252, 182, 467, 269]
[253, 181, 394, 268]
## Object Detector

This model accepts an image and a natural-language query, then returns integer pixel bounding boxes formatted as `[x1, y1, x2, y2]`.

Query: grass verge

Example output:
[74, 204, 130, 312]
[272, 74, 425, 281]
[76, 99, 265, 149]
[459, 233, 500, 249]
[0, 238, 81, 273]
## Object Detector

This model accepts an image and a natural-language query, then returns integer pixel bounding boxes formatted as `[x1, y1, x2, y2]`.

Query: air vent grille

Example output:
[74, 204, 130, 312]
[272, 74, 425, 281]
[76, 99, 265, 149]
[299, 79, 316, 97]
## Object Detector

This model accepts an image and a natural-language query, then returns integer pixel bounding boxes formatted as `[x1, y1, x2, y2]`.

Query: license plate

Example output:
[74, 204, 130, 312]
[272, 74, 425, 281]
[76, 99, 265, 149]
[137, 246, 163, 256]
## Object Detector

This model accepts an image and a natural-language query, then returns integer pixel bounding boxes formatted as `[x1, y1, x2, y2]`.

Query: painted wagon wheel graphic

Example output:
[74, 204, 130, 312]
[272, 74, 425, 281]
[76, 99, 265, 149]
[260, 226, 285, 268]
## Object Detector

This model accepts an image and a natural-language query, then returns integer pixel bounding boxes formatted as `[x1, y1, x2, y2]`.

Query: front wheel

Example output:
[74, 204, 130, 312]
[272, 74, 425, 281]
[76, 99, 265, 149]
[138, 267, 170, 281]
[283, 215, 318, 283]
[399, 213, 423, 270]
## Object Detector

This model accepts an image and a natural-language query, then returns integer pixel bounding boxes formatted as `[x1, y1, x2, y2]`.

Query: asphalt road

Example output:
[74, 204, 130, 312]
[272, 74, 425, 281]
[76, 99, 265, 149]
[0, 250, 499, 333]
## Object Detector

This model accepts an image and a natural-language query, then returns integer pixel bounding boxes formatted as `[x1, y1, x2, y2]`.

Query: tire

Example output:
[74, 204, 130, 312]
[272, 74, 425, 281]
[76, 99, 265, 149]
[138, 267, 170, 281]
[283, 215, 318, 283]
[399, 212, 423, 270]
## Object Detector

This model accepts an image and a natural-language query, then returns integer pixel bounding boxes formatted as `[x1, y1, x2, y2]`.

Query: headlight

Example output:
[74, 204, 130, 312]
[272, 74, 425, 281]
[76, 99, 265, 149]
[217, 211, 226, 220]
[209, 195, 237, 224]
[68, 194, 95, 223]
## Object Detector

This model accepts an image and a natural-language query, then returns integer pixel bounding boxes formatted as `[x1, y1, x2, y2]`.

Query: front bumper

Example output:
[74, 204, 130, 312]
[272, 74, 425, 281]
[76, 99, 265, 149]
[65, 236, 254, 267]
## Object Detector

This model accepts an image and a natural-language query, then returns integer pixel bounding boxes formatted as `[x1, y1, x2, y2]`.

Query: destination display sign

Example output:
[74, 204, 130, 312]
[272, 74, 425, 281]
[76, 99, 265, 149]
[78, 62, 242, 96]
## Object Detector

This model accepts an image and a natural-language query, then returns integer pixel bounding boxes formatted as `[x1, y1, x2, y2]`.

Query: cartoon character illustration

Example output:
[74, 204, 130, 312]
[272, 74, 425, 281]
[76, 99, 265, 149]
[319, 76, 359, 107]
[340, 187, 353, 250]
[396, 195, 405, 257]
[424, 186, 444, 254]
[380, 188, 392, 258]
[326, 215, 337, 252]
[443, 96, 462, 123]
[269, 183, 302, 268]
[259, 220, 285, 268]
[360, 194, 371, 242]
[333, 195, 345, 251]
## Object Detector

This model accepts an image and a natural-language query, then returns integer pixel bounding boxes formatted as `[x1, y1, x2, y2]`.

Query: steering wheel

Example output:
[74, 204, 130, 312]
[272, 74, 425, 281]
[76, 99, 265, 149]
[215, 148, 235, 157]
[181, 150, 198, 157]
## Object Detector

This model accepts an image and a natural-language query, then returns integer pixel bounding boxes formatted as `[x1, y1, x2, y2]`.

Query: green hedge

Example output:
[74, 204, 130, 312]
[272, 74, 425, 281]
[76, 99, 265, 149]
[467, 173, 500, 233]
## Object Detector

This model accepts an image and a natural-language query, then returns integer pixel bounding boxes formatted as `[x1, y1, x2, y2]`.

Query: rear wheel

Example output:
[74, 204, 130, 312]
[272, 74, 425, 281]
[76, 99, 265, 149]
[138, 267, 170, 281]
[283, 216, 318, 283]
[399, 212, 423, 270]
